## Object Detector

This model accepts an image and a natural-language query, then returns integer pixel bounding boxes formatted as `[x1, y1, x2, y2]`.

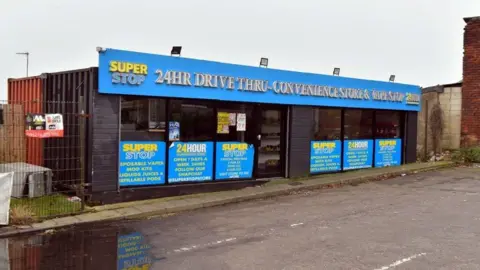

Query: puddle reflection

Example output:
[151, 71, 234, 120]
[1, 225, 154, 270]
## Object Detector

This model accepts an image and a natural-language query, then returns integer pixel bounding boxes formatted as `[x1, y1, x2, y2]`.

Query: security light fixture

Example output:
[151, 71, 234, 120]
[333, 68, 340, 76]
[171, 46, 182, 56]
[389, 75, 396, 82]
[260, 58, 269, 68]
[96, 47, 106, 53]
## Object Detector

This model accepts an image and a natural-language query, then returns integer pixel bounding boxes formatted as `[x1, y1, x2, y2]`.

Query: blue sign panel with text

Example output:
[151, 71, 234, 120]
[119, 141, 166, 186]
[343, 140, 373, 170]
[99, 49, 420, 111]
[215, 142, 255, 180]
[310, 140, 342, 173]
[168, 141, 214, 183]
[375, 139, 402, 167]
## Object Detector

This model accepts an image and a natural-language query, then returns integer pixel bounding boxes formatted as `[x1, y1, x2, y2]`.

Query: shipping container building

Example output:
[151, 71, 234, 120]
[6, 68, 95, 191]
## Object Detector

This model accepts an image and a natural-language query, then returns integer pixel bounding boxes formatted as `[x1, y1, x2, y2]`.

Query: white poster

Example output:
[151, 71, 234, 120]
[237, 113, 246, 131]
[45, 114, 64, 132]
[0, 173, 14, 225]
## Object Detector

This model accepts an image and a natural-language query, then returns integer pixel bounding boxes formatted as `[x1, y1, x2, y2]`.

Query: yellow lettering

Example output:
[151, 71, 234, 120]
[110, 61, 148, 75]
[123, 144, 157, 152]
[110, 61, 118, 72]
[222, 143, 247, 151]
[140, 64, 148, 75]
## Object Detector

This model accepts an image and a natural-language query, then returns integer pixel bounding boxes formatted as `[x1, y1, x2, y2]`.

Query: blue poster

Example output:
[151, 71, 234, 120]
[310, 140, 342, 173]
[119, 141, 166, 186]
[343, 140, 373, 170]
[375, 139, 402, 167]
[168, 141, 214, 183]
[215, 142, 255, 180]
[117, 232, 152, 270]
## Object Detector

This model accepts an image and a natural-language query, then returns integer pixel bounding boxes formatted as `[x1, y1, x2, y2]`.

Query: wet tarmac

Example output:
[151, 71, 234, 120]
[3, 167, 480, 269]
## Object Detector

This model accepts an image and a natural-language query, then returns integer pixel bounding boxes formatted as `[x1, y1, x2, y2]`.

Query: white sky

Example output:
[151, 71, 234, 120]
[1, 0, 479, 100]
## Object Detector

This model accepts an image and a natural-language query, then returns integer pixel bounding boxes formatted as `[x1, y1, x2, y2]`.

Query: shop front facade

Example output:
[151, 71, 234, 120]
[88, 48, 420, 203]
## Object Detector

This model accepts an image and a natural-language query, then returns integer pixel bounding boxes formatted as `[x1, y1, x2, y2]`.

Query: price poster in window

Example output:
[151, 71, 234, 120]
[217, 112, 230, 134]
[229, 113, 237, 126]
[236, 113, 246, 131]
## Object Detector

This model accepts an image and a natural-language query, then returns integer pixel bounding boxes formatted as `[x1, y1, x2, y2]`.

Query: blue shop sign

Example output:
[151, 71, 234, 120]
[310, 140, 342, 173]
[98, 49, 421, 111]
[215, 142, 255, 180]
[168, 141, 214, 183]
[119, 141, 166, 186]
[375, 139, 402, 167]
[343, 140, 373, 170]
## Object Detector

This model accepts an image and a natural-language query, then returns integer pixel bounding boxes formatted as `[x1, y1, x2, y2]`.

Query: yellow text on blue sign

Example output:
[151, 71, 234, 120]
[110, 61, 148, 75]
[123, 143, 158, 152]
[313, 142, 336, 149]
[222, 143, 248, 151]
[379, 140, 397, 147]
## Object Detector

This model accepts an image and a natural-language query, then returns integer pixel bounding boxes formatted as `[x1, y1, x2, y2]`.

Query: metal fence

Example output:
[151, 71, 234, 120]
[0, 100, 87, 222]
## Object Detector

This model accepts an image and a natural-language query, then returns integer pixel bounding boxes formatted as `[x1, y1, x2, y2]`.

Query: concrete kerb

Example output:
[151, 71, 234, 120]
[0, 162, 455, 238]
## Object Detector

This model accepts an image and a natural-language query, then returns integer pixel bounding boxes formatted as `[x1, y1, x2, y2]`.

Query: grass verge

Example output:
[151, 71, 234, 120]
[10, 194, 82, 221]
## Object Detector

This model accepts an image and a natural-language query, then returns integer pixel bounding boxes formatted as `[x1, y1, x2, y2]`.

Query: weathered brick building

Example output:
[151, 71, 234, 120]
[462, 16, 480, 146]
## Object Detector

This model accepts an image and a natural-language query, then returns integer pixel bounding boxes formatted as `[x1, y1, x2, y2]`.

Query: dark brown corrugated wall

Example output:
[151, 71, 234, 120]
[43, 68, 94, 187]
[7, 77, 44, 166]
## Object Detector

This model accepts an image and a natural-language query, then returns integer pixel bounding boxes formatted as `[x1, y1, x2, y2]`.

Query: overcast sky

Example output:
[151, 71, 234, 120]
[1, 0, 479, 99]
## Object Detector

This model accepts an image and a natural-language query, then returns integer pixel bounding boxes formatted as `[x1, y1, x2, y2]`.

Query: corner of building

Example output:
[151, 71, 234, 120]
[462, 16, 480, 147]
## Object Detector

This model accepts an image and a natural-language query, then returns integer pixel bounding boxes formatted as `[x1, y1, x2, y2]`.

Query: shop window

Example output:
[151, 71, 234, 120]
[169, 100, 214, 141]
[120, 97, 166, 141]
[312, 108, 341, 140]
[376, 111, 401, 138]
[344, 109, 373, 139]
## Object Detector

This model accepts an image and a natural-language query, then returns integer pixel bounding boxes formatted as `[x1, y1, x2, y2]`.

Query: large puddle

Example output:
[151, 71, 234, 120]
[1, 223, 156, 270]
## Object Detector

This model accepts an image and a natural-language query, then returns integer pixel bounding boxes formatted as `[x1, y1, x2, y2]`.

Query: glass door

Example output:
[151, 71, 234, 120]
[256, 108, 285, 178]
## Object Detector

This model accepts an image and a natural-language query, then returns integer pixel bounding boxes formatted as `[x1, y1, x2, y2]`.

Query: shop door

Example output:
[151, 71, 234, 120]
[251, 107, 286, 178]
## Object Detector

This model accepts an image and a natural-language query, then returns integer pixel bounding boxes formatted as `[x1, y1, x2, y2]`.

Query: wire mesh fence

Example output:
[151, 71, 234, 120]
[0, 100, 87, 222]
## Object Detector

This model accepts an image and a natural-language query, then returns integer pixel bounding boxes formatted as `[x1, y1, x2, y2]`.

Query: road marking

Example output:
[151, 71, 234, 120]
[173, 237, 237, 253]
[290, 223, 304, 227]
[374, 253, 426, 270]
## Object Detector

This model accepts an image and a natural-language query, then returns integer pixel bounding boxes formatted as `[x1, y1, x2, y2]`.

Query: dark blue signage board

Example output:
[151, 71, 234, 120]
[310, 140, 342, 173]
[343, 140, 374, 170]
[99, 49, 421, 111]
[168, 141, 214, 183]
[119, 141, 166, 186]
[375, 139, 402, 167]
[215, 142, 255, 180]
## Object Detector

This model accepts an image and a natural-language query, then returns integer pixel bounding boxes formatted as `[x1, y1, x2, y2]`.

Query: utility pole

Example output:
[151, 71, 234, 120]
[16, 52, 29, 77]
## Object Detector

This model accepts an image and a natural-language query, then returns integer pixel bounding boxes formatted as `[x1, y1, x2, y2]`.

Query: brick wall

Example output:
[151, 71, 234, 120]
[462, 17, 480, 146]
